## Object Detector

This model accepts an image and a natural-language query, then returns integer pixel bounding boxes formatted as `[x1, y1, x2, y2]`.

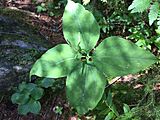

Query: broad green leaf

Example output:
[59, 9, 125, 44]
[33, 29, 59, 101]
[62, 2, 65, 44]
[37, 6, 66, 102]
[18, 99, 41, 115]
[30, 44, 78, 79]
[18, 104, 30, 115]
[93, 36, 158, 78]
[29, 100, 41, 114]
[30, 87, 44, 100]
[19, 83, 37, 92]
[11, 93, 29, 105]
[25, 83, 37, 92]
[63, 0, 100, 51]
[18, 82, 26, 92]
[123, 104, 130, 114]
[104, 112, 114, 120]
[149, 2, 159, 26]
[66, 63, 106, 115]
[36, 78, 55, 88]
[128, 0, 151, 13]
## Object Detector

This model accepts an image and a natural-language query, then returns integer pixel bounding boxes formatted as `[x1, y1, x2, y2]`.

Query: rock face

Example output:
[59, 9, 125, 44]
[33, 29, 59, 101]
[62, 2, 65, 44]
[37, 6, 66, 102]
[0, 15, 52, 92]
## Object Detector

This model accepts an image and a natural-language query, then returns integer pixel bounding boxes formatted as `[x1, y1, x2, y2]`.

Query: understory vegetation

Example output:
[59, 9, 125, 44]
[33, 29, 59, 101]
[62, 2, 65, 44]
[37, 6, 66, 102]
[1, 0, 160, 119]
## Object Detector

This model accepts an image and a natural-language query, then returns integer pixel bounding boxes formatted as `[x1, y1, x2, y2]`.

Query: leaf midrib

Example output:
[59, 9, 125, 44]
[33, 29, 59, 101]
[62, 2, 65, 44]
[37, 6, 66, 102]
[98, 55, 156, 60]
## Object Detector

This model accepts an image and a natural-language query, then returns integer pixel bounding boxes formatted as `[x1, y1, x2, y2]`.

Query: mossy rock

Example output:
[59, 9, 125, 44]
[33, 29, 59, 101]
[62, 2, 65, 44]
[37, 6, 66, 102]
[0, 9, 53, 92]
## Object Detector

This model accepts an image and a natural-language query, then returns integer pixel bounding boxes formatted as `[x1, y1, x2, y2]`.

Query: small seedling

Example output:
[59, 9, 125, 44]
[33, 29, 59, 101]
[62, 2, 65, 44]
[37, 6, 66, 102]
[54, 106, 63, 115]
[11, 82, 43, 115]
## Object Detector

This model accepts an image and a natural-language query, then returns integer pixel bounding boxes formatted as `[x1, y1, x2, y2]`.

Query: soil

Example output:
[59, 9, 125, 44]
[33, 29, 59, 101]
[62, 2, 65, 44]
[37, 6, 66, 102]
[0, 1, 71, 120]
[0, 88, 72, 120]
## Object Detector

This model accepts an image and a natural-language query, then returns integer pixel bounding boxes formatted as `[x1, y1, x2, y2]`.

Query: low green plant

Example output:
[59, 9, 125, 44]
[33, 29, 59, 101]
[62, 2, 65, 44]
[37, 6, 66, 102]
[34, 0, 67, 16]
[54, 106, 63, 115]
[30, 0, 158, 115]
[11, 78, 54, 115]
[127, 21, 152, 49]
[11, 82, 43, 115]
[128, 0, 160, 54]
[36, 3, 47, 13]
[115, 104, 140, 120]
[128, 0, 160, 26]
[103, 91, 119, 120]
[35, 78, 55, 88]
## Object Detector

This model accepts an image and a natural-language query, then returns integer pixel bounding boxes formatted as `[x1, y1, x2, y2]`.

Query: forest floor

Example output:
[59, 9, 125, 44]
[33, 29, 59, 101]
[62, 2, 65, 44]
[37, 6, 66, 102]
[0, 0, 72, 120]
[0, 0, 160, 120]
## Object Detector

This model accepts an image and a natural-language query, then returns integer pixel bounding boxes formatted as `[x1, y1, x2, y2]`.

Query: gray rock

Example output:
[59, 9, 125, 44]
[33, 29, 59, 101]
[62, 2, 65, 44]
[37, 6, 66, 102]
[0, 15, 52, 92]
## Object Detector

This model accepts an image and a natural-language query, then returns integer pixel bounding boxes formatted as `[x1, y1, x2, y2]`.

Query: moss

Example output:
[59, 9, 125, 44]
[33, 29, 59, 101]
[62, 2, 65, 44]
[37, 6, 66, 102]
[0, 7, 54, 91]
[0, 7, 31, 24]
[0, 10, 47, 65]
[0, 7, 52, 48]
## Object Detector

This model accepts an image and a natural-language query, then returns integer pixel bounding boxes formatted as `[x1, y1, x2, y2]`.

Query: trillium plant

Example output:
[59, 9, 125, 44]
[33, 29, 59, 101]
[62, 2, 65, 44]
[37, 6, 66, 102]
[30, 0, 158, 115]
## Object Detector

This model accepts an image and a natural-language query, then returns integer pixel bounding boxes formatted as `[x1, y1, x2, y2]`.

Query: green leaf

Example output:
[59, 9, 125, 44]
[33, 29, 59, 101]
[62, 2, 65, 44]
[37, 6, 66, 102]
[63, 0, 100, 51]
[25, 83, 37, 92]
[37, 78, 55, 88]
[93, 36, 158, 78]
[128, 0, 151, 13]
[66, 63, 106, 115]
[30, 44, 78, 79]
[83, 0, 90, 5]
[11, 93, 29, 105]
[149, 2, 159, 26]
[29, 100, 41, 114]
[18, 99, 41, 115]
[155, 38, 160, 49]
[30, 87, 44, 100]
[18, 82, 29, 92]
[18, 104, 30, 115]
[36, 6, 43, 13]
[104, 112, 114, 120]
[106, 91, 112, 107]
[110, 104, 119, 116]
[123, 104, 130, 114]
[106, 92, 119, 116]
[19, 82, 38, 93]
